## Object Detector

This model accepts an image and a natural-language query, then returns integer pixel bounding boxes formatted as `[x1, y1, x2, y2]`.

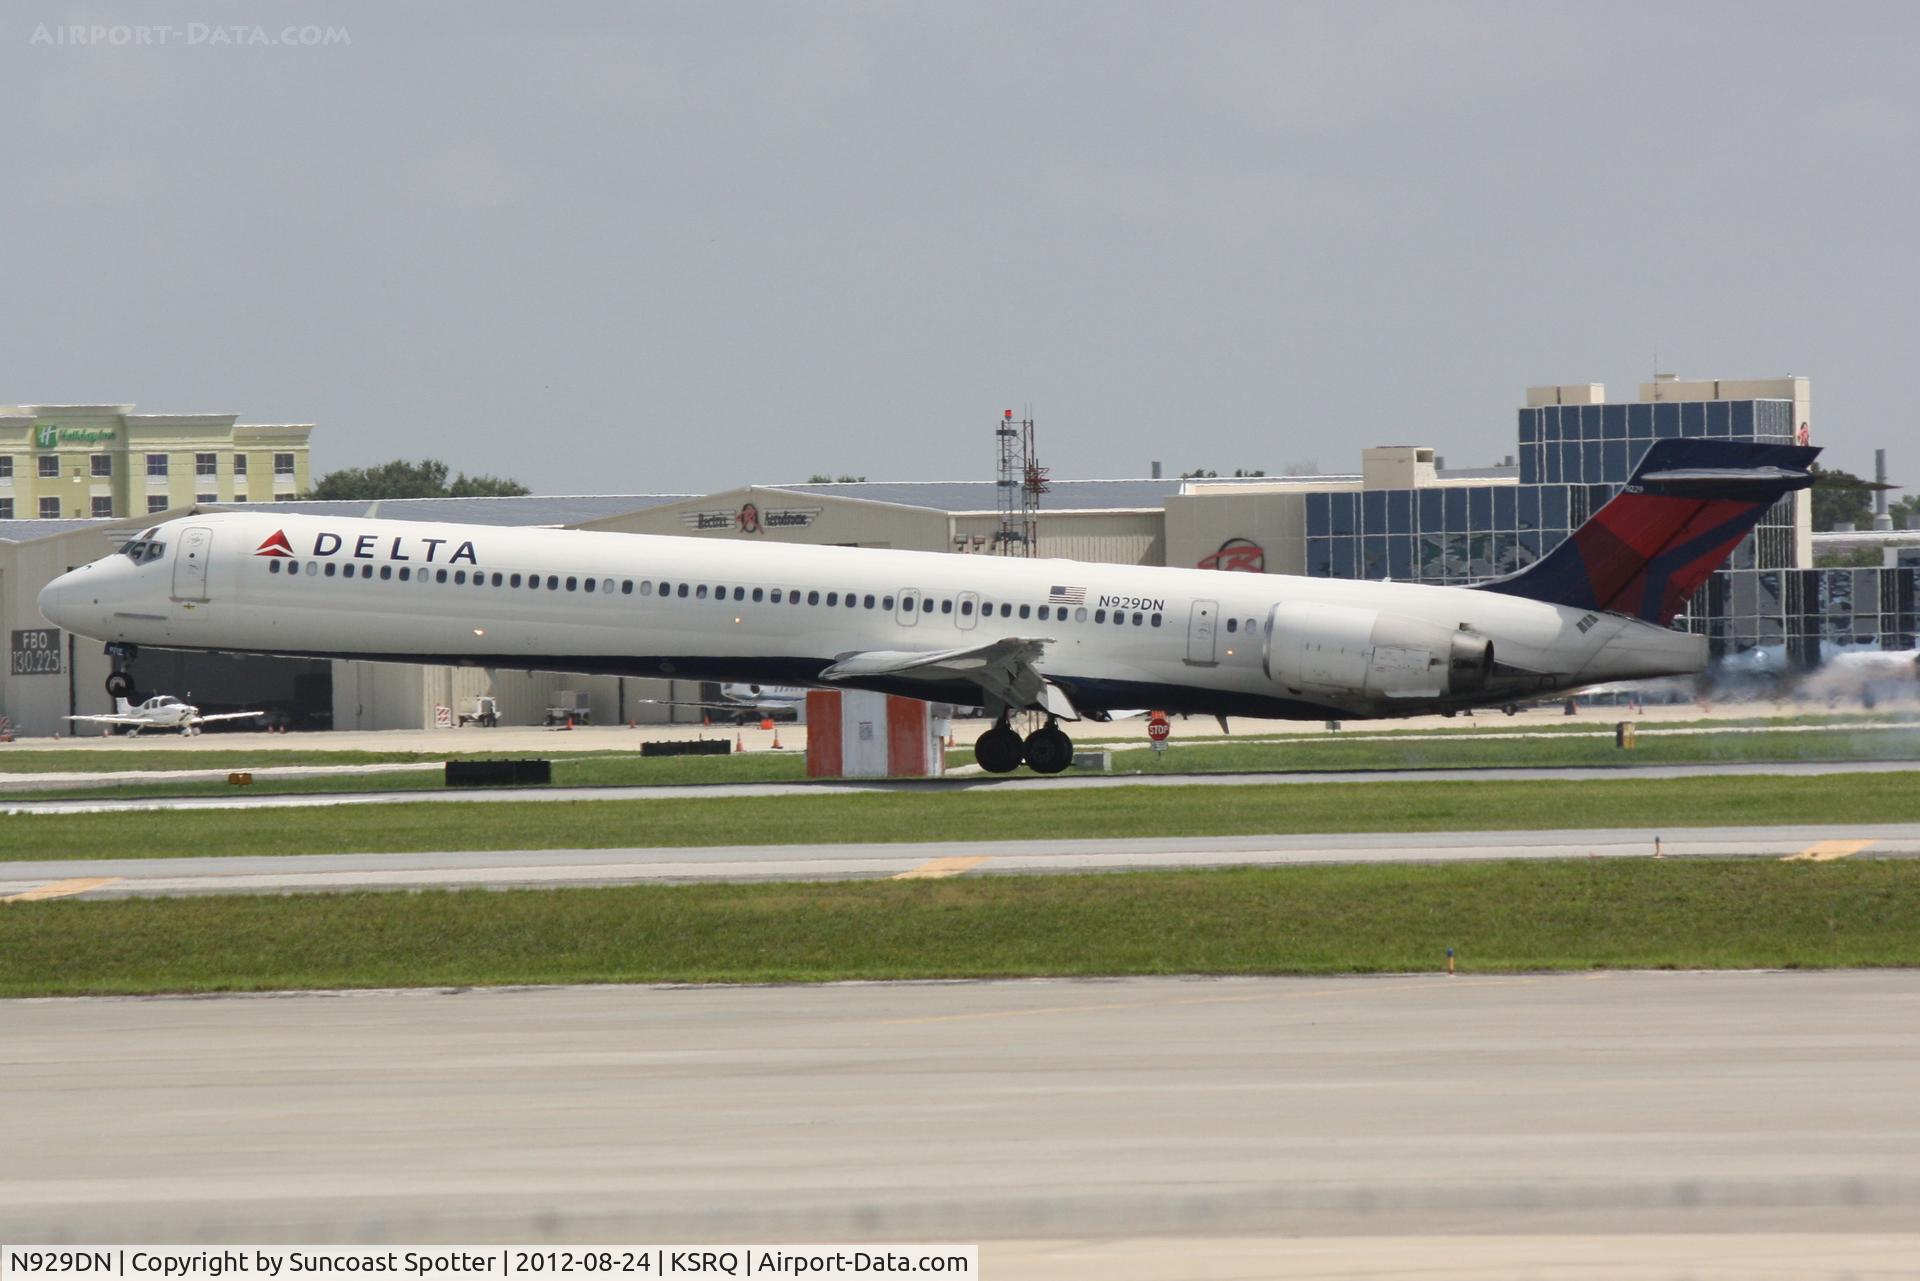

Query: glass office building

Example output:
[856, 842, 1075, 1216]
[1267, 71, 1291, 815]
[1303, 396, 1918, 661]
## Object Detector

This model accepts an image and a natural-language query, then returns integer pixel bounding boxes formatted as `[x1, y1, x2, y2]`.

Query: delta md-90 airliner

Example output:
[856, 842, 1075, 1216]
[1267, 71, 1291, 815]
[37, 440, 1816, 773]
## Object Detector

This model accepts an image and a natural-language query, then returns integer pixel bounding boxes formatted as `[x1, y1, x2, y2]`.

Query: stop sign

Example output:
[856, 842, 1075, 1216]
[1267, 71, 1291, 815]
[1147, 714, 1170, 743]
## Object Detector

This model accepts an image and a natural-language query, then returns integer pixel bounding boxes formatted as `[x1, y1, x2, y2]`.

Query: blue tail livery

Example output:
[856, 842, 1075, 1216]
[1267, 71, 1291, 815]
[1474, 439, 1819, 625]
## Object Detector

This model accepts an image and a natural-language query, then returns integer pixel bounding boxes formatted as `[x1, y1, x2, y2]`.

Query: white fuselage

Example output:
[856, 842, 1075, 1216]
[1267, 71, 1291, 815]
[38, 512, 1707, 719]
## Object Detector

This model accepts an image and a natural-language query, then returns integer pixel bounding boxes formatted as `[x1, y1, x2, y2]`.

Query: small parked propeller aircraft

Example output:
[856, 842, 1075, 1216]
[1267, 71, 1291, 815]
[66, 694, 264, 737]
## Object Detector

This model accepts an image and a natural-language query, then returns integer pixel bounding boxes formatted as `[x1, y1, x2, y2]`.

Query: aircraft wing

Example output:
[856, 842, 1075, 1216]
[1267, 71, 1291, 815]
[818, 636, 1080, 720]
[63, 714, 151, 727]
[190, 711, 265, 723]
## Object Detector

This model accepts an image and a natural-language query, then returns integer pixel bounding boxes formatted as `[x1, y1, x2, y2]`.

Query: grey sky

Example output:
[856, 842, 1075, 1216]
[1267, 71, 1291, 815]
[4, 2, 1913, 491]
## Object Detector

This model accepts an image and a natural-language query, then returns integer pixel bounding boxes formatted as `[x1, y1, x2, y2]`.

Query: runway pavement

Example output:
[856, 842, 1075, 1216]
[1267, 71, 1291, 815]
[2, 822, 1913, 899]
[5, 757, 1919, 816]
[3, 971, 1916, 1275]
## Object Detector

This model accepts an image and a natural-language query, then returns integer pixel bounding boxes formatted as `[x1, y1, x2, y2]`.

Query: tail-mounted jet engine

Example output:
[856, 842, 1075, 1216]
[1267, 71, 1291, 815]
[1265, 601, 1493, 702]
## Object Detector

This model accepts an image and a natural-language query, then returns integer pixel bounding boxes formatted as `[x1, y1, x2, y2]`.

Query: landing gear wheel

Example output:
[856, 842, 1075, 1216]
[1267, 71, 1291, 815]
[105, 670, 136, 701]
[974, 725, 1025, 774]
[1023, 725, 1074, 775]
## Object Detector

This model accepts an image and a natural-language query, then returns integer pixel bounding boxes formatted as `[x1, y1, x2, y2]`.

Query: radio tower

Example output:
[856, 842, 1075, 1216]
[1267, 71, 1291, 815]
[994, 409, 1047, 556]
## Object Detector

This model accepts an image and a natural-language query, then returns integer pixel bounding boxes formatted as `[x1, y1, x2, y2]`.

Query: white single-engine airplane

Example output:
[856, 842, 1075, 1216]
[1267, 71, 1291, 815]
[37, 440, 1817, 772]
[65, 694, 264, 737]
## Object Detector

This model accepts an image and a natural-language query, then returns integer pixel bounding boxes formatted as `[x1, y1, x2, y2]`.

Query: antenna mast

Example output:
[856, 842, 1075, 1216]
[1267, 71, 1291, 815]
[993, 409, 1046, 557]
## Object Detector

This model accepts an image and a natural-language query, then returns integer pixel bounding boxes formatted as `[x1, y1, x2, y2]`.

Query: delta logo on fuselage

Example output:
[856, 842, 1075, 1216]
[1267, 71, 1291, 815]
[253, 529, 478, 564]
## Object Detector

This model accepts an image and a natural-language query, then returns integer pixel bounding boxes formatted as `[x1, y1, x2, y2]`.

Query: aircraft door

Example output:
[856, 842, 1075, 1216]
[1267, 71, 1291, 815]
[956, 590, 980, 631]
[896, 587, 920, 627]
[1186, 599, 1219, 664]
[172, 526, 213, 602]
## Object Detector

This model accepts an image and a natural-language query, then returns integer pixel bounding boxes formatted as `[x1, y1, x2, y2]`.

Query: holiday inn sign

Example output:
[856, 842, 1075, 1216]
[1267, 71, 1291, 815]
[34, 424, 117, 448]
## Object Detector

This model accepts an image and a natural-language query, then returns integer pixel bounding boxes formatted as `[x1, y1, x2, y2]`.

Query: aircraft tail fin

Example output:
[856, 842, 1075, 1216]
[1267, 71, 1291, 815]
[115, 697, 132, 715]
[1474, 439, 1819, 625]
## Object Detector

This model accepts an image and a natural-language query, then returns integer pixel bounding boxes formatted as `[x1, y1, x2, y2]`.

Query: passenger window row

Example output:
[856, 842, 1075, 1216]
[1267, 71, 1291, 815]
[264, 559, 1167, 626]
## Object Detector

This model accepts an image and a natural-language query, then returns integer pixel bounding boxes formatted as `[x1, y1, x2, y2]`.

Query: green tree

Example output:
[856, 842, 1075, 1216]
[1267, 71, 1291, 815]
[806, 473, 867, 483]
[1815, 545, 1884, 568]
[448, 472, 534, 497]
[311, 459, 530, 501]
[1890, 491, 1920, 530]
[1808, 463, 1877, 532]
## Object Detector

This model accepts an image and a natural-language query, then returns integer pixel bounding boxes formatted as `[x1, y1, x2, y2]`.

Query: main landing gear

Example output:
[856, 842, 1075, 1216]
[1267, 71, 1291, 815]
[973, 715, 1074, 776]
[104, 643, 140, 705]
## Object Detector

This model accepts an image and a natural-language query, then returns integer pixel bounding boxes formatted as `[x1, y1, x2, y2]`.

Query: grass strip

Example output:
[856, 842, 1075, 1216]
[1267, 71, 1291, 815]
[1071, 709, 1919, 744]
[1093, 727, 1920, 774]
[18, 723, 1917, 801]
[0, 751, 810, 800]
[0, 747, 633, 772]
[5, 771, 1920, 863]
[3, 859, 1916, 997]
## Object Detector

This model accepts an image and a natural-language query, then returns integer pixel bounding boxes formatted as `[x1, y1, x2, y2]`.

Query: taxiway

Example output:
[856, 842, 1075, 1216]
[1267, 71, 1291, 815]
[3, 971, 1916, 1274]
[1, 822, 1911, 900]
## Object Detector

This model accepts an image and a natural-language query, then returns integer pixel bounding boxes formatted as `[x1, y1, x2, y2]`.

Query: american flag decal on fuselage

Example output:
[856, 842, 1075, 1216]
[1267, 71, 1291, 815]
[1048, 585, 1085, 605]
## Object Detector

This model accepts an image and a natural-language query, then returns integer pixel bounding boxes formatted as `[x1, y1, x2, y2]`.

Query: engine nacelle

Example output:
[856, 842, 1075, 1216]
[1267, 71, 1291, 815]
[1267, 601, 1493, 701]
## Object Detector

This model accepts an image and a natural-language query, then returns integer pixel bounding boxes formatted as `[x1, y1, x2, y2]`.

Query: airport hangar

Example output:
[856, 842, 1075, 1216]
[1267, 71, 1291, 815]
[3, 374, 1917, 736]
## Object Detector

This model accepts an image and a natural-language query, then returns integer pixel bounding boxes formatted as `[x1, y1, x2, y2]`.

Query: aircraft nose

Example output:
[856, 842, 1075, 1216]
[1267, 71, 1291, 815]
[37, 569, 81, 626]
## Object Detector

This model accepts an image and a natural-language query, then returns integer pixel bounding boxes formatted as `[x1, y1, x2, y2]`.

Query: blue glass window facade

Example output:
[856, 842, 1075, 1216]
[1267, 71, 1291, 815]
[1517, 398, 1794, 485]
[1675, 567, 1920, 662]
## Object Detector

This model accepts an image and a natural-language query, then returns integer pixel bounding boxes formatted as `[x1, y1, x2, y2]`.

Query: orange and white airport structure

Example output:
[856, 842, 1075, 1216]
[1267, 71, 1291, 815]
[804, 690, 946, 779]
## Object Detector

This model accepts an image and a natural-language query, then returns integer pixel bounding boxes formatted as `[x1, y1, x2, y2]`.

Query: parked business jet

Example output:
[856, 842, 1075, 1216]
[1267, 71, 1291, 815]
[630, 683, 809, 723]
[37, 440, 1816, 772]
[65, 694, 263, 736]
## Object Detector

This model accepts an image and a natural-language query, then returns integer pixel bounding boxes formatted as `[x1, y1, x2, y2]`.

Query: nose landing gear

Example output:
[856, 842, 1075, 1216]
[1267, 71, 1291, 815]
[104, 643, 139, 705]
[972, 714, 1076, 775]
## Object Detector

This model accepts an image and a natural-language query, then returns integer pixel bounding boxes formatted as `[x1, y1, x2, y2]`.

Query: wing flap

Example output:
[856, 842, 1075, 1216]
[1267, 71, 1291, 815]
[820, 636, 1079, 720]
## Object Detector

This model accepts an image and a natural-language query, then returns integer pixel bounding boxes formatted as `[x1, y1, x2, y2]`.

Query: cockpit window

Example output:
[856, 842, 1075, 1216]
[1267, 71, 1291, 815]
[119, 539, 167, 564]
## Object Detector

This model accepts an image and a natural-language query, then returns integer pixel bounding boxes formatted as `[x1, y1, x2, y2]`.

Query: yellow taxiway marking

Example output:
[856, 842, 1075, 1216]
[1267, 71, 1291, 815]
[1, 877, 122, 903]
[894, 856, 990, 880]
[1782, 839, 1876, 863]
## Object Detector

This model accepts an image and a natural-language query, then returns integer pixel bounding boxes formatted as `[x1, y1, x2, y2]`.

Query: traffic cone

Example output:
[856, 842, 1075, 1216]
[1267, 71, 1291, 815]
[771, 726, 784, 750]
[564, 716, 574, 730]
[735, 732, 743, 753]
[703, 713, 711, 727]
